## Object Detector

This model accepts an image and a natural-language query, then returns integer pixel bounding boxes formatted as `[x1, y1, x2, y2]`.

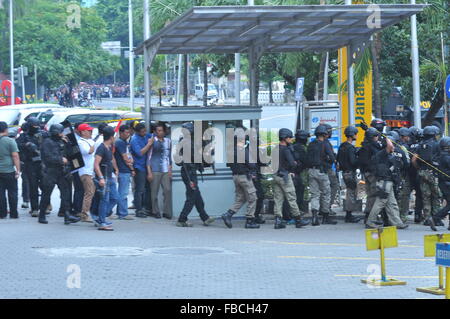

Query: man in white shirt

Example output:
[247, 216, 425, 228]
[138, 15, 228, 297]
[77, 123, 96, 222]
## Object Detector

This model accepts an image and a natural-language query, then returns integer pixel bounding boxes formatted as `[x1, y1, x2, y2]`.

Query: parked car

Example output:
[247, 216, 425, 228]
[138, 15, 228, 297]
[194, 83, 218, 100]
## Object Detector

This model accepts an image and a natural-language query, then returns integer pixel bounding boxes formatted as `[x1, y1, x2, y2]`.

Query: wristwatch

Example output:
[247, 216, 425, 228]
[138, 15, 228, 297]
[99, 176, 105, 180]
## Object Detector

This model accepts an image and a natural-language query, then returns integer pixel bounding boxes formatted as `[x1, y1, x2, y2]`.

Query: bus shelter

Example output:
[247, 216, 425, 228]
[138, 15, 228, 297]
[136, 5, 426, 217]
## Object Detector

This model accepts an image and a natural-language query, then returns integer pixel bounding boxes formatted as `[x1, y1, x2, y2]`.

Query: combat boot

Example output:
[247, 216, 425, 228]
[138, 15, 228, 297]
[435, 218, 444, 227]
[254, 214, 266, 224]
[64, 211, 81, 225]
[311, 210, 320, 226]
[322, 213, 337, 225]
[427, 217, 437, 231]
[414, 211, 423, 223]
[274, 216, 286, 229]
[294, 216, 310, 228]
[38, 211, 48, 224]
[31, 210, 39, 217]
[345, 211, 362, 223]
[221, 210, 235, 229]
[245, 218, 260, 229]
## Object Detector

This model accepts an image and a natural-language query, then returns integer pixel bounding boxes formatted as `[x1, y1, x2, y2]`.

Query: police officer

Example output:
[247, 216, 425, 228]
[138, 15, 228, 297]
[397, 127, 413, 223]
[307, 125, 336, 226]
[38, 124, 80, 225]
[16, 117, 46, 217]
[222, 132, 261, 229]
[176, 122, 215, 227]
[267, 128, 310, 229]
[293, 129, 310, 215]
[337, 126, 362, 223]
[16, 122, 30, 209]
[432, 137, 450, 231]
[371, 118, 386, 134]
[412, 126, 441, 229]
[365, 136, 408, 229]
[408, 126, 424, 223]
[358, 128, 384, 224]
[323, 123, 339, 213]
[249, 133, 267, 224]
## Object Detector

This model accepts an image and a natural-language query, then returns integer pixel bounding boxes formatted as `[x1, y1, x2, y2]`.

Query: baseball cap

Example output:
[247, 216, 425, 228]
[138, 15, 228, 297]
[78, 123, 94, 131]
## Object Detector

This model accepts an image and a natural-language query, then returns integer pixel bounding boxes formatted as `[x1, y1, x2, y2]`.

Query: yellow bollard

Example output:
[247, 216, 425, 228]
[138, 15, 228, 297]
[447, 268, 450, 300]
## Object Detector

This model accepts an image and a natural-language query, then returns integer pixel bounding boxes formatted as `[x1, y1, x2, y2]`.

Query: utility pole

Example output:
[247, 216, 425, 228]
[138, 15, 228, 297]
[411, 0, 422, 128]
[34, 64, 38, 101]
[129, 0, 135, 112]
[20, 65, 25, 102]
[442, 32, 448, 136]
[345, 0, 355, 126]
[143, 0, 150, 129]
[9, 0, 15, 105]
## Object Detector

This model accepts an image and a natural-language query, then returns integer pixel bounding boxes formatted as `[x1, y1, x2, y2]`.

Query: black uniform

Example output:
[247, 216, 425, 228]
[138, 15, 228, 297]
[435, 150, 450, 221]
[409, 138, 424, 221]
[177, 139, 210, 223]
[292, 140, 309, 214]
[337, 141, 359, 211]
[16, 128, 47, 213]
[38, 135, 72, 221]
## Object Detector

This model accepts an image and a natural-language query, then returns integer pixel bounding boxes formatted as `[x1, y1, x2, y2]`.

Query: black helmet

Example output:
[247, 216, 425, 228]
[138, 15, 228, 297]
[423, 126, 436, 137]
[323, 123, 333, 137]
[409, 126, 420, 137]
[314, 125, 328, 137]
[344, 126, 358, 138]
[27, 117, 40, 127]
[279, 128, 293, 140]
[365, 127, 379, 139]
[295, 129, 310, 140]
[21, 122, 29, 133]
[181, 122, 194, 134]
[398, 127, 410, 137]
[371, 118, 386, 133]
[431, 125, 441, 136]
[386, 130, 400, 142]
[439, 137, 450, 152]
[49, 124, 64, 137]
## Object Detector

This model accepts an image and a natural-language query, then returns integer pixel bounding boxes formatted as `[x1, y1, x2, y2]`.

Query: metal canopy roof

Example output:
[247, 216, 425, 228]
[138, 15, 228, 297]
[137, 4, 427, 55]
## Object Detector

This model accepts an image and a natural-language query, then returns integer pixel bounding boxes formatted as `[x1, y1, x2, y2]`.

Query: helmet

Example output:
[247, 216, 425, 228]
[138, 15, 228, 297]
[439, 137, 450, 152]
[431, 125, 441, 136]
[279, 128, 293, 140]
[423, 126, 436, 137]
[27, 117, 40, 127]
[344, 126, 358, 138]
[409, 126, 419, 137]
[21, 122, 29, 133]
[181, 122, 194, 134]
[398, 127, 410, 137]
[386, 130, 400, 142]
[323, 123, 333, 137]
[364, 127, 379, 139]
[49, 124, 64, 137]
[371, 118, 386, 133]
[314, 125, 328, 137]
[295, 129, 310, 140]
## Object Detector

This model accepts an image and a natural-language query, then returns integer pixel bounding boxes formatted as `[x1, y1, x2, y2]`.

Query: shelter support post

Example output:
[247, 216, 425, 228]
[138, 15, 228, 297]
[347, 46, 355, 126]
[248, 40, 267, 130]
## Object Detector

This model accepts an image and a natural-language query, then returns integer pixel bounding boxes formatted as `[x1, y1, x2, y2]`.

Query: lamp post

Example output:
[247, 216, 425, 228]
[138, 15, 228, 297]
[9, 0, 15, 105]
[129, 0, 135, 112]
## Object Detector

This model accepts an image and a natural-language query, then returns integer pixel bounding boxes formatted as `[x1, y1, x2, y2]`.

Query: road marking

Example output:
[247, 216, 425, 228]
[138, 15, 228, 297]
[277, 256, 432, 261]
[258, 240, 421, 248]
[260, 113, 296, 121]
[335, 274, 438, 279]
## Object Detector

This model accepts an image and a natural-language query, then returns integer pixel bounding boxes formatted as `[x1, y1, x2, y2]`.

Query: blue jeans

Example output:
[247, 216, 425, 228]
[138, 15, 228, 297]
[117, 172, 131, 218]
[98, 178, 119, 225]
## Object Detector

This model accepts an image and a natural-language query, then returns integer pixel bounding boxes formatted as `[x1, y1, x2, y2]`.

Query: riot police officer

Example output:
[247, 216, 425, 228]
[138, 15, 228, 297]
[337, 126, 362, 223]
[268, 128, 310, 229]
[412, 126, 441, 229]
[16, 117, 47, 217]
[38, 124, 80, 225]
[397, 127, 413, 223]
[249, 133, 267, 224]
[408, 126, 424, 223]
[371, 118, 386, 133]
[365, 136, 408, 229]
[293, 129, 310, 215]
[323, 123, 339, 213]
[358, 128, 384, 223]
[222, 132, 260, 229]
[307, 125, 336, 226]
[176, 122, 215, 227]
[433, 137, 450, 231]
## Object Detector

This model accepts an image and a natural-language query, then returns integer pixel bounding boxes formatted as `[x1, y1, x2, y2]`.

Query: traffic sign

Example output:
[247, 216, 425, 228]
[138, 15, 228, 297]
[436, 243, 450, 267]
[295, 77, 304, 101]
[445, 75, 450, 99]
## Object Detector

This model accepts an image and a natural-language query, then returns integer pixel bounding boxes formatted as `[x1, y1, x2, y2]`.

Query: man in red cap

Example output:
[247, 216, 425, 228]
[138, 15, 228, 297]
[77, 123, 96, 222]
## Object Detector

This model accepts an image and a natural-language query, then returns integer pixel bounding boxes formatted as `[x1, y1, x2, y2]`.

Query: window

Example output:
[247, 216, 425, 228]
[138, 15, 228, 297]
[66, 114, 89, 124]
[85, 113, 118, 128]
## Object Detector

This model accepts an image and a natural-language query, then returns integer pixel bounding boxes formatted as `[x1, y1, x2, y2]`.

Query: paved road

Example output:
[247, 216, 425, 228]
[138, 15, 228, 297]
[0, 189, 446, 299]
[96, 98, 297, 132]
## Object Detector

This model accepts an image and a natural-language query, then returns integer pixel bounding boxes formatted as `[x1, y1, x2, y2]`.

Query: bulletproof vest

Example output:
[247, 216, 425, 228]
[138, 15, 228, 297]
[358, 140, 380, 173]
[228, 145, 251, 175]
[337, 142, 356, 171]
[306, 139, 324, 168]
[293, 142, 307, 173]
[391, 146, 405, 174]
[439, 152, 450, 182]
[417, 138, 437, 168]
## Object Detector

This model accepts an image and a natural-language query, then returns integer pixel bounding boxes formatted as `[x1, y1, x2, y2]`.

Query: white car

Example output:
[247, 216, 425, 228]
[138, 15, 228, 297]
[43, 109, 142, 136]
[194, 83, 218, 101]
